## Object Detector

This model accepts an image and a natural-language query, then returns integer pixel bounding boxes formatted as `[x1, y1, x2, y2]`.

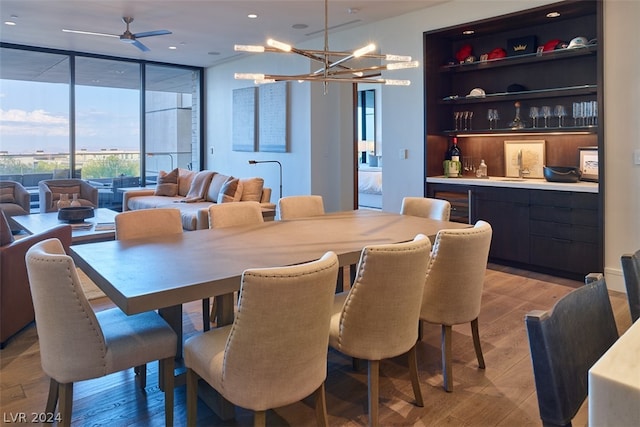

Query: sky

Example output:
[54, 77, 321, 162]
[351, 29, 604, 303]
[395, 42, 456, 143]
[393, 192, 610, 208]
[0, 79, 140, 154]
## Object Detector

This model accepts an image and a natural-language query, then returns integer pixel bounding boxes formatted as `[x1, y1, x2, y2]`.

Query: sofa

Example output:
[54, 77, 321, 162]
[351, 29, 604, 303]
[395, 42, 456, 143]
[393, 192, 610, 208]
[123, 168, 275, 230]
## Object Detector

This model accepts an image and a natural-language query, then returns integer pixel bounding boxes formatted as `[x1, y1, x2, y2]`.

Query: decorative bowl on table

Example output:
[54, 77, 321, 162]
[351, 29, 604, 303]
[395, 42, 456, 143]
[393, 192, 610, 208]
[58, 206, 95, 223]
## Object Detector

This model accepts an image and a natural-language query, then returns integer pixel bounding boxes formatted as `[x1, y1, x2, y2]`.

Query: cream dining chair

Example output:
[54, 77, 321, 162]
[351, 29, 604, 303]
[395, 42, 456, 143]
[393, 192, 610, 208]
[184, 252, 339, 427]
[114, 207, 183, 240]
[277, 195, 325, 220]
[400, 196, 452, 221]
[329, 234, 432, 427]
[25, 238, 176, 427]
[419, 220, 492, 392]
[206, 201, 265, 326]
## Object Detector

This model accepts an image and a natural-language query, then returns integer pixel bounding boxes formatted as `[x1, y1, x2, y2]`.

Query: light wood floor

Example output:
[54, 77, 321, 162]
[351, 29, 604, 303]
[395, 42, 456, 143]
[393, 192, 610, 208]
[0, 265, 633, 426]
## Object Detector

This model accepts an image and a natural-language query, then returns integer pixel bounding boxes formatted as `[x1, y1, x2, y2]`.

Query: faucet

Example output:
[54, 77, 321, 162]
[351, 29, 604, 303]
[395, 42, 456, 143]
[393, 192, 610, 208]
[517, 149, 530, 178]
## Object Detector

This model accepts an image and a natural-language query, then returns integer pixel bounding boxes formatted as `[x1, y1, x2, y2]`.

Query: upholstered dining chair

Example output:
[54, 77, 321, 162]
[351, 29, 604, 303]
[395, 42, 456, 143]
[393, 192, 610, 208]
[277, 195, 325, 220]
[419, 220, 492, 392]
[208, 200, 264, 228]
[0, 180, 31, 232]
[184, 251, 339, 427]
[114, 207, 183, 240]
[25, 238, 177, 427]
[621, 249, 640, 322]
[39, 178, 98, 213]
[400, 196, 452, 221]
[0, 210, 71, 348]
[329, 234, 432, 427]
[525, 277, 618, 427]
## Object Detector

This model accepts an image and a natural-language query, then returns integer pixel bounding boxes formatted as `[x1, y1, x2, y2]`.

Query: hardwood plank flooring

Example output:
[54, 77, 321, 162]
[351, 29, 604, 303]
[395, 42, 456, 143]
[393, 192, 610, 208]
[0, 265, 632, 426]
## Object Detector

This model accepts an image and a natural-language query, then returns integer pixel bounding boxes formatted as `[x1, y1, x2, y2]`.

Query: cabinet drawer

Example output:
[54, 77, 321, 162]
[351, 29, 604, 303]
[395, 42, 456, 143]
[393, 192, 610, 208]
[529, 205, 598, 226]
[530, 236, 599, 275]
[473, 187, 529, 204]
[530, 190, 597, 209]
[530, 220, 598, 243]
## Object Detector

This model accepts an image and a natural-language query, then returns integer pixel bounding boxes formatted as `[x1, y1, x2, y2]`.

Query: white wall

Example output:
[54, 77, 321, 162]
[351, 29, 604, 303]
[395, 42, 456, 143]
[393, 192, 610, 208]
[205, 0, 639, 291]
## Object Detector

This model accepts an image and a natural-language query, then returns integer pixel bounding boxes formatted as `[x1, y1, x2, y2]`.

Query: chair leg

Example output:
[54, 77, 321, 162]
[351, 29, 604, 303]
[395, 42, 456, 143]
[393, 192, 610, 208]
[45, 378, 59, 415]
[186, 368, 199, 427]
[161, 357, 174, 426]
[441, 324, 453, 392]
[407, 345, 424, 407]
[367, 359, 380, 427]
[313, 382, 329, 427]
[471, 318, 486, 369]
[202, 298, 211, 331]
[58, 382, 73, 427]
[418, 320, 424, 341]
[134, 364, 147, 390]
[254, 410, 267, 427]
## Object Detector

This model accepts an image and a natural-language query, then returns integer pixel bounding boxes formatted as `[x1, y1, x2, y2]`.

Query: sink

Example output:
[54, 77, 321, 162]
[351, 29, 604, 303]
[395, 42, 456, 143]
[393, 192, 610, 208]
[496, 178, 527, 182]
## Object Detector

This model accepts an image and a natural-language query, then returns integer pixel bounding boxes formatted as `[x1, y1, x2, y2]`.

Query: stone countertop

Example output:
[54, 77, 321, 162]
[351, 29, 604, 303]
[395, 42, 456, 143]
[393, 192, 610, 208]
[426, 176, 598, 193]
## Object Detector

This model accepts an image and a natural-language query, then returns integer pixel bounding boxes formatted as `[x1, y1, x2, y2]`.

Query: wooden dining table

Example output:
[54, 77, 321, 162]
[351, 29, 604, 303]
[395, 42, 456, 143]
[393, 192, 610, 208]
[70, 209, 470, 418]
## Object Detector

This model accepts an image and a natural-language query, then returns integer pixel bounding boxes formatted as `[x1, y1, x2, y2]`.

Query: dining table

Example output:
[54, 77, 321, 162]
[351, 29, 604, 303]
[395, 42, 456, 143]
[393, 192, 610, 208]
[70, 209, 470, 418]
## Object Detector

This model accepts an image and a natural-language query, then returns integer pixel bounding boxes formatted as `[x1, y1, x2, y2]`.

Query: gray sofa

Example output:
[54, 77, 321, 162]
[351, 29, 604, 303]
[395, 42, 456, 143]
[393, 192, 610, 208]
[123, 169, 274, 230]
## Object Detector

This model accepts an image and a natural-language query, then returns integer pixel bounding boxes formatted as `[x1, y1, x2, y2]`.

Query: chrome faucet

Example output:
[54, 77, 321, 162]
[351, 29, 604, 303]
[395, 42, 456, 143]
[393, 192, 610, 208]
[517, 149, 530, 178]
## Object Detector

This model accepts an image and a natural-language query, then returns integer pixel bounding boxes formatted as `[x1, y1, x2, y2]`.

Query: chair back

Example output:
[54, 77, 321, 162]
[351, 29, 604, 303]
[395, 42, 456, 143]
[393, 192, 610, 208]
[401, 197, 452, 221]
[115, 208, 183, 240]
[525, 277, 619, 426]
[278, 195, 324, 220]
[420, 221, 492, 326]
[621, 249, 640, 322]
[221, 252, 339, 410]
[208, 201, 264, 228]
[39, 178, 98, 213]
[25, 238, 107, 383]
[331, 234, 432, 360]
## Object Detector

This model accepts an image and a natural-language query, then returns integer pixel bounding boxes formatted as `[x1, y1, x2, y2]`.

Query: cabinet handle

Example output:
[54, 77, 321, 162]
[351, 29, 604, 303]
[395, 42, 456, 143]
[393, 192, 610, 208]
[552, 237, 572, 243]
[468, 190, 472, 225]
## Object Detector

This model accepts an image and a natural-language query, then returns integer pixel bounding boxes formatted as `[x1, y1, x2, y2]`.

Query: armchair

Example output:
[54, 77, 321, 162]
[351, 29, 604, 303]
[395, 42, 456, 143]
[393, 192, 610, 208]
[0, 180, 31, 231]
[39, 179, 98, 213]
[0, 210, 72, 348]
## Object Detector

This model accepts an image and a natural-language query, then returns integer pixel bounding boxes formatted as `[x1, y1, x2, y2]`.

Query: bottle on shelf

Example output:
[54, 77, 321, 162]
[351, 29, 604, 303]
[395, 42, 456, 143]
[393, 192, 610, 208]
[477, 159, 488, 178]
[443, 137, 462, 177]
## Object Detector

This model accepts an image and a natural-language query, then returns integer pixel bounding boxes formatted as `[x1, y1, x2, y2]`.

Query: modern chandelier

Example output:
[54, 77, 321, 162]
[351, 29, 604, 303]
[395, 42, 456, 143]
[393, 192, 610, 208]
[234, 0, 418, 86]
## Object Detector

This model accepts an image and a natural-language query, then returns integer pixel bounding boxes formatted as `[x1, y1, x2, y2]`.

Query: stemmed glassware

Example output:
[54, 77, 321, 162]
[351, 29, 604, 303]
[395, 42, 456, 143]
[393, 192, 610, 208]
[487, 109, 499, 129]
[541, 106, 552, 128]
[554, 105, 567, 127]
[529, 106, 539, 128]
[454, 111, 461, 130]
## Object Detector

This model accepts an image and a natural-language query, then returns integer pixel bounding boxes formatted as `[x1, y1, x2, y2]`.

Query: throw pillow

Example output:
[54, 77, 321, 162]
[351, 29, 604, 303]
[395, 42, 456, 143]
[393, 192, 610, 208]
[217, 178, 243, 203]
[178, 168, 196, 196]
[185, 170, 215, 200]
[206, 173, 232, 202]
[239, 177, 264, 202]
[49, 185, 81, 201]
[155, 168, 179, 197]
[0, 211, 15, 246]
[0, 187, 15, 204]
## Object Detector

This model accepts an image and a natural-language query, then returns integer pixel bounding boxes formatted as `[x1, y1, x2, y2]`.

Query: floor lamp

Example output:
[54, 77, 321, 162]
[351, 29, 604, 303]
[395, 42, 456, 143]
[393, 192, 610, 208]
[248, 160, 282, 200]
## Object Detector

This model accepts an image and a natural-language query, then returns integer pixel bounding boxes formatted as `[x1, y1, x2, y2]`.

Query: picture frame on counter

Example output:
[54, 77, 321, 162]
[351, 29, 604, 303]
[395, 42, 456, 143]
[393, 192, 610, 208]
[504, 140, 546, 178]
[579, 146, 599, 182]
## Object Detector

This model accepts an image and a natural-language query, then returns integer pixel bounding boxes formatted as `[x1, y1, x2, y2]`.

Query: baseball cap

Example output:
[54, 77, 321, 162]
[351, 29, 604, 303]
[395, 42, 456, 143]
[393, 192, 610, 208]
[487, 47, 507, 60]
[456, 44, 473, 62]
[542, 39, 561, 52]
[568, 36, 588, 48]
[467, 88, 486, 98]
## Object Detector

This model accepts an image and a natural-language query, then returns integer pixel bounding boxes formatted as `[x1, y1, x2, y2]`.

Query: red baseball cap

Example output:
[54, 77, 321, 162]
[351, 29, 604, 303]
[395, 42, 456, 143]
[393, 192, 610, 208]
[456, 44, 473, 62]
[543, 39, 561, 52]
[488, 48, 507, 60]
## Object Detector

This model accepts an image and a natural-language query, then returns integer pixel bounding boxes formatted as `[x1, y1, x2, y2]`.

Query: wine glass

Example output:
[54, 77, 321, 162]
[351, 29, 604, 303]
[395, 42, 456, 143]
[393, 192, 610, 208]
[554, 105, 566, 127]
[529, 106, 539, 128]
[463, 111, 470, 130]
[493, 109, 500, 129]
[454, 111, 461, 130]
[468, 111, 474, 130]
[487, 109, 495, 129]
[541, 106, 552, 128]
[573, 102, 583, 127]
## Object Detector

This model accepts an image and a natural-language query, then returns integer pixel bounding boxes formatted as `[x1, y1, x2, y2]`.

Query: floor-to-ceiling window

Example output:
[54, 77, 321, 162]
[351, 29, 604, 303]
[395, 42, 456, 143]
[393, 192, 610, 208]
[0, 44, 203, 210]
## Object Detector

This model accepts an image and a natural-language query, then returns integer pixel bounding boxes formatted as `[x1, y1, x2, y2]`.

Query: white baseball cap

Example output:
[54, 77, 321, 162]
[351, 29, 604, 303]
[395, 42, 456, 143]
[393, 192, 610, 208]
[568, 36, 588, 49]
[467, 88, 486, 98]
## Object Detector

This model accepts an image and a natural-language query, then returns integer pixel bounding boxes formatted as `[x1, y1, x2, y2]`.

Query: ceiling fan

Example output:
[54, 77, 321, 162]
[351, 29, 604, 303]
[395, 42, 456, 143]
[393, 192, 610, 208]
[62, 17, 171, 52]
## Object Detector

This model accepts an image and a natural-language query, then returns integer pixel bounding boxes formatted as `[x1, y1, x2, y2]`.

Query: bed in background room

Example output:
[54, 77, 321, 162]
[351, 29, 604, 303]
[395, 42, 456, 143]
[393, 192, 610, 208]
[358, 166, 382, 209]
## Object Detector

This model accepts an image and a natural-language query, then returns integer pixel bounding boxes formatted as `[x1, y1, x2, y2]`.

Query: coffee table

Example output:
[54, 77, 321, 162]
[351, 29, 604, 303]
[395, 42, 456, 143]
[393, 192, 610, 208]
[12, 208, 118, 244]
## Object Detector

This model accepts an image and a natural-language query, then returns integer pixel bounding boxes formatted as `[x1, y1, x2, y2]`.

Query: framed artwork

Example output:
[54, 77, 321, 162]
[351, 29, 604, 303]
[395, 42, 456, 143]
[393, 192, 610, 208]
[232, 87, 257, 152]
[579, 146, 599, 182]
[259, 81, 288, 152]
[504, 140, 546, 178]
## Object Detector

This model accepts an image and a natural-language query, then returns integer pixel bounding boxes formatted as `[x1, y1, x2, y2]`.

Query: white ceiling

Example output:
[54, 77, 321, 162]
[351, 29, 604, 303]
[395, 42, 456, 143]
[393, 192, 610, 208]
[0, 0, 445, 68]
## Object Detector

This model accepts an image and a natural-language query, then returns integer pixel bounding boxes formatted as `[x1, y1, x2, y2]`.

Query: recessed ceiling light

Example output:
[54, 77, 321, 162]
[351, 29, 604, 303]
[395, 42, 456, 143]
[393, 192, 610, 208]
[348, 8, 359, 14]
[169, 46, 177, 50]
[463, 30, 474, 35]
[248, 13, 258, 19]
[547, 11, 561, 18]
[292, 23, 308, 30]
[4, 21, 16, 26]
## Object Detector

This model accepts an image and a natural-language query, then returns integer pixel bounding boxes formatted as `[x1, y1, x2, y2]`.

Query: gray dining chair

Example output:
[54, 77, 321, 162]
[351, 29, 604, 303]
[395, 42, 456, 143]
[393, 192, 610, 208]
[185, 251, 339, 427]
[25, 238, 177, 427]
[621, 249, 640, 322]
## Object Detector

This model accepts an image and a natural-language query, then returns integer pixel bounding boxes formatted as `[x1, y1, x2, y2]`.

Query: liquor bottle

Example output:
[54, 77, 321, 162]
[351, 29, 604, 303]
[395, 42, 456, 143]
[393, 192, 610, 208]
[448, 137, 461, 163]
[444, 137, 462, 177]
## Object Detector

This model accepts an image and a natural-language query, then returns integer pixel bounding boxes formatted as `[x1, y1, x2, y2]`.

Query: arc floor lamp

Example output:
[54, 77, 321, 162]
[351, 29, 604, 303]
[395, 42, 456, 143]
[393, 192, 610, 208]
[248, 160, 282, 200]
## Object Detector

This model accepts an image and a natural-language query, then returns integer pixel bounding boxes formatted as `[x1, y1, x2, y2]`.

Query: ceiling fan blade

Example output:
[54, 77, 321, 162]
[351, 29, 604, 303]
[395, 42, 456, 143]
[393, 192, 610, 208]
[62, 29, 119, 38]
[131, 39, 150, 52]
[134, 30, 172, 39]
